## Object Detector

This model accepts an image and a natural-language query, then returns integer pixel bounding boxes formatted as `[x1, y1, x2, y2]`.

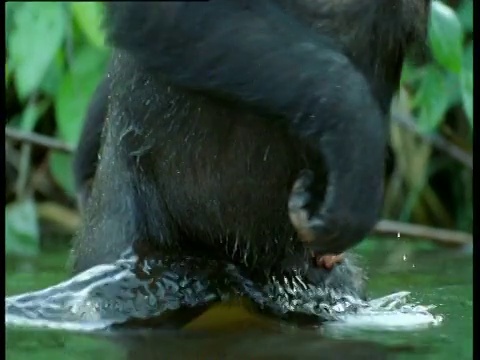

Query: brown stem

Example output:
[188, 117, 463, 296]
[392, 113, 473, 169]
[373, 219, 472, 246]
[5, 127, 74, 154]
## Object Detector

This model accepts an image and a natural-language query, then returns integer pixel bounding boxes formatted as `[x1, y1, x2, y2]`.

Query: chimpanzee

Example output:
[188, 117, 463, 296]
[71, 0, 430, 324]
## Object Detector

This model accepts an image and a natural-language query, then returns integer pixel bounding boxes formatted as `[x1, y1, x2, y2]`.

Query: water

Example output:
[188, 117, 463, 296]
[5, 239, 472, 360]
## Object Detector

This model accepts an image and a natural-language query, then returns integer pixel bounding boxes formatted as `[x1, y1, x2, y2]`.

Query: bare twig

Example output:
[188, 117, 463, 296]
[37, 202, 81, 233]
[373, 219, 472, 246]
[5, 127, 74, 154]
[5, 125, 472, 247]
[5, 114, 472, 168]
[392, 113, 473, 169]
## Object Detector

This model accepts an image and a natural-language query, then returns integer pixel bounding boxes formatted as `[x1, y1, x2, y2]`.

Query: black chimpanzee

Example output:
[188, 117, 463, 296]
[71, 1, 430, 325]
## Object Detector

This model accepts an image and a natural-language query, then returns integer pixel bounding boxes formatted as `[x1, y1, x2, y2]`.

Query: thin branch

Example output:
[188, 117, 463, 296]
[6, 113, 472, 168]
[392, 113, 473, 169]
[373, 219, 472, 246]
[5, 127, 74, 154]
[37, 202, 81, 233]
[4, 127, 472, 248]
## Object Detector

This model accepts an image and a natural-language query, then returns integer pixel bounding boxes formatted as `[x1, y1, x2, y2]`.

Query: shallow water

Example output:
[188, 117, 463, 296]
[6, 239, 472, 360]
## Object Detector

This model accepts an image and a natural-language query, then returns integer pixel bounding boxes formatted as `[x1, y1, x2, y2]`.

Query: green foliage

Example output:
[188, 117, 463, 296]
[55, 46, 108, 146]
[428, 1, 464, 74]
[6, 2, 109, 142]
[6, 2, 109, 255]
[402, 0, 473, 132]
[19, 100, 50, 132]
[71, 2, 107, 49]
[5, 199, 40, 257]
[391, 1, 472, 236]
[460, 42, 473, 127]
[410, 65, 456, 132]
[8, 2, 67, 101]
[49, 153, 77, 196]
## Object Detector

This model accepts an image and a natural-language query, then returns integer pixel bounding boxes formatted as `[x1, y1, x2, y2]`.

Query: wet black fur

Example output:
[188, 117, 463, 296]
[72, 0, 429, 324]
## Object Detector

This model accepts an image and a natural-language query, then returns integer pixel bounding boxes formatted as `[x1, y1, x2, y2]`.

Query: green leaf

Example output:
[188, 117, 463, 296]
[54, 45, 108, 146]
[460, 43, 473, 127]
[72, 2, 106, 48]
[5, 198, 40, 257]
[400, 61, 427, 86]
[411, 66, 456, 132]
[5, 2, 24, 41]
[428, 1, 464, 74]
[39, 52, 66, 97]
[462, 42, 473, 70]
[456, 0, 473, 33]
[49, 153, 76, 196]
[9, 2, 67, 100]
[19, 100, 49, 132]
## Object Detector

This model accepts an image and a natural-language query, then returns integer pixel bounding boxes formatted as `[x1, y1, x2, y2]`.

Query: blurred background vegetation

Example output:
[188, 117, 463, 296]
[5, 1, 473, 258]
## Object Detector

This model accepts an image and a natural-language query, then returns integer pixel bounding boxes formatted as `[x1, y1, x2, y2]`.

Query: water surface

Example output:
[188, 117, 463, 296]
[6, 239, 472, 360]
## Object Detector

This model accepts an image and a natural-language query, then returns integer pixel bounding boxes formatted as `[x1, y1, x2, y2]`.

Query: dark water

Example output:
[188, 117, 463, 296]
[5, 239, 472, 360]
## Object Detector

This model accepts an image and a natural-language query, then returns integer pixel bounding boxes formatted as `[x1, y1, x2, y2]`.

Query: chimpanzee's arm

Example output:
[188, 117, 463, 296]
[104, 1, 386, 254]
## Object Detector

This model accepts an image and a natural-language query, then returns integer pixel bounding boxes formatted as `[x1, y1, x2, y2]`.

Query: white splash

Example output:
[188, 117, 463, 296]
[324, 291, 443, 334]
[6, 257, 443, 333]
